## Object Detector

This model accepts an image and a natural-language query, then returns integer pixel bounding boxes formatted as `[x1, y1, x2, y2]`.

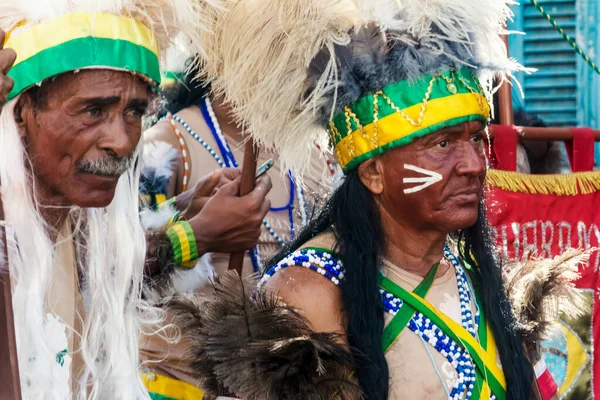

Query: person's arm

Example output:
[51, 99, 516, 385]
[143, 175, 272, 297]
[142, 168, 240, 277]
[0, 29, 16, 107]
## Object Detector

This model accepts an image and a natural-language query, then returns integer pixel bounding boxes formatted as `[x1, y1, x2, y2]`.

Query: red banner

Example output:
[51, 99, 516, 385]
[487, 126, 600, 399]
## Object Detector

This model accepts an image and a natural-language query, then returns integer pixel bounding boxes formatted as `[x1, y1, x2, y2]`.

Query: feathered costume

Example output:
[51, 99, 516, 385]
[0, 0, 219, 398]
[165, 0, 581, 399]
[169, 272, 361, 400]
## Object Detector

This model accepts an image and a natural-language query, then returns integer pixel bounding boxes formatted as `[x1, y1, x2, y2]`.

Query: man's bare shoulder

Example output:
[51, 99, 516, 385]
[144, 119, 179, 148]
[265, 265, 345, 334]
[264, 234, 344, 335]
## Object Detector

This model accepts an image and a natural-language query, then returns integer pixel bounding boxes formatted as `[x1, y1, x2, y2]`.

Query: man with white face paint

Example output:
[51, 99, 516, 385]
[165, 1, 566, 399]
[0, 1, 271, 398]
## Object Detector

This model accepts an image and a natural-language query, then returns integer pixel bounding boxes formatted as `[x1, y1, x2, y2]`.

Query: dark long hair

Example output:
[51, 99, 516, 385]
[268, 170, 535, 400]
[460, 204, 536, 400]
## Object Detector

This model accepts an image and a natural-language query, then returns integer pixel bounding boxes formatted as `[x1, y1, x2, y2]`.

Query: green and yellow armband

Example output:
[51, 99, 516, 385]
[166, 221, 199, 268]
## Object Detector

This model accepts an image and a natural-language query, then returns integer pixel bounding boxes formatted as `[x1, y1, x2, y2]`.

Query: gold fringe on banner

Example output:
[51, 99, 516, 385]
[486, 169, 600, 196]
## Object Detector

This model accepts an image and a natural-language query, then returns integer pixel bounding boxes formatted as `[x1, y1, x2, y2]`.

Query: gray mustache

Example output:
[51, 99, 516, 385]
[76, 157, 132, 177]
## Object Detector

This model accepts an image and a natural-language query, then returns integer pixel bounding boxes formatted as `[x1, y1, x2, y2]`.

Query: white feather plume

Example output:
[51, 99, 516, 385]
[197, 0, 530, 176]
[0, 0, 227, 70]
[196, 0, 359, 178]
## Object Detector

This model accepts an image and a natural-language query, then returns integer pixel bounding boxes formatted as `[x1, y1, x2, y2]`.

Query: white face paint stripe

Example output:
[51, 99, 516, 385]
[402, 163, 443, 194]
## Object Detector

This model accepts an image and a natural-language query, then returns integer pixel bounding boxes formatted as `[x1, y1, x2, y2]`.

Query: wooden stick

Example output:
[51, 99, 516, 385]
[498, 34, 515, 126]
[489, 125, 600, 141]
[0, 183, 22, 400]
[227, 140, 259, 275]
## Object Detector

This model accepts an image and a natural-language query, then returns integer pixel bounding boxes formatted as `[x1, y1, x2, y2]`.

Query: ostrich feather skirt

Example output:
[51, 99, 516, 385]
[330, 68, 490, 172]
[5, 12, 161, 101]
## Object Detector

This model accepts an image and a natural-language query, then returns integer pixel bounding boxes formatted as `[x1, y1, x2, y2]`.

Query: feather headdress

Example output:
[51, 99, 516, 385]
[198, 0, 530, 176]
[0, 0, 224, 100]
[505, 249, 589, 362]
[161, 37, 191, 87]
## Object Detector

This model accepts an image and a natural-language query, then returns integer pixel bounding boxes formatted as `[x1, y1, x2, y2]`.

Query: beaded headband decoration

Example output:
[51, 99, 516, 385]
[330, 68, 491, 171]
[195, 0, 529, 177]
[0, 0, 220, 102]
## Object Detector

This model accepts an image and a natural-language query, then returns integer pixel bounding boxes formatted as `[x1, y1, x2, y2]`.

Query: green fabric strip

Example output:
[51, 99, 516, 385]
[180, 220, 199, 262]
[166, 225, 183, 265]
[465, 266, 489, 399]
[330, 68, 483, 140]
[162, 71, 184, 81]
[8, 37, 161, 101]
[149, 392, 177, 400]
[381, 263, 439, 352]
[470, 272, 488, 350]
[471, 372, 483, 400]
[379, 276, 506, 400]
[342, 114, 487, 172]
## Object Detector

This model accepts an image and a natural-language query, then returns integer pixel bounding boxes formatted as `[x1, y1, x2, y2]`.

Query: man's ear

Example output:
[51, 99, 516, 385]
[357, 157, 385, 195]
[14, 94, 34, 138]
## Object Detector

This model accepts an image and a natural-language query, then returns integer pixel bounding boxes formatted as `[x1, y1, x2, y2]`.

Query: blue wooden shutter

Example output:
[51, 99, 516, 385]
[510, 0, 600, 164]
[518, 0, 579, 127]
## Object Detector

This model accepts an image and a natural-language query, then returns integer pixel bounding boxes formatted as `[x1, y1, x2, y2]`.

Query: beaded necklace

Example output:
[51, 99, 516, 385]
[166, 113, 191, 191]
[380, 246, 493, 400]
[199, 98, 305, 244]
[167, 98, 308, 270]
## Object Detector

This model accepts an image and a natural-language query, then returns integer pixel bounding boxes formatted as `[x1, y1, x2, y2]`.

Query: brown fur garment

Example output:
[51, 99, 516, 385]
[167, 271, 362, 400]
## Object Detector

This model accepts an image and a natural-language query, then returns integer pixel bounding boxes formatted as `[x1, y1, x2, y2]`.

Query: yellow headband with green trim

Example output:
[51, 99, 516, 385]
[5, 12, 161, 101]
[329, 68, 491, 172]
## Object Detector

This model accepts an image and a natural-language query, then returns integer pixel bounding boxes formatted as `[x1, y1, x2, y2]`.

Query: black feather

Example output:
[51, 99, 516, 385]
[167, 271, 363, 400]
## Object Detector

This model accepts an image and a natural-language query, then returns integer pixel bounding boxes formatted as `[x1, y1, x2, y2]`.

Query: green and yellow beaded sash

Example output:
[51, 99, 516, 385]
[381, 262, 439, 351]
[328, 68, 491, 172]
[379, 271, 506, 400]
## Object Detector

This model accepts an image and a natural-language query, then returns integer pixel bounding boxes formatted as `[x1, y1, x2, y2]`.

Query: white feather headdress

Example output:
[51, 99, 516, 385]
[198, 0, 529, 176]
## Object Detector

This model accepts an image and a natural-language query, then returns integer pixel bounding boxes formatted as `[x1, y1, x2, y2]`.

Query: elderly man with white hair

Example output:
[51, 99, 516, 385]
[0, 1, 271, 398]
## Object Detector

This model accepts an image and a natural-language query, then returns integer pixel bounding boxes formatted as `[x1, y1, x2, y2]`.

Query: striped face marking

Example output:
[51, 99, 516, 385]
[403, 164, 443, 194]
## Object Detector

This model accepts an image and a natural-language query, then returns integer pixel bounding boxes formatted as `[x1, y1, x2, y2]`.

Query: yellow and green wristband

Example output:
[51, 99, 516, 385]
[166, 221, 199, 268]
[157, 197, 185, 226]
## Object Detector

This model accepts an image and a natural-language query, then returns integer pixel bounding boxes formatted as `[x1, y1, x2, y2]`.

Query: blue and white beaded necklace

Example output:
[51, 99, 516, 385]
[174, 98, 307, 270]
[380, 247, 488, 400]
[260, 247, 494, 400]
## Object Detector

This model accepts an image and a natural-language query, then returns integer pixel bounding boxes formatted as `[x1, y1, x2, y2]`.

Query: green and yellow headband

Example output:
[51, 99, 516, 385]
[328, 68, 491, 172]
[5, 12, 161, 102]
[160, 71, 185, 88]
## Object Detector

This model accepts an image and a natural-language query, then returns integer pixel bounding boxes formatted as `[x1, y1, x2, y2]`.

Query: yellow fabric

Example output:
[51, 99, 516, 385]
[335, 92, 488, 169]
[171, 223, 191, 262]
[560, 322, 589, 395]
[476, 322, 500, 398]
[7, 12, 158, 66]
[486, 169, 600, 196]
[142, 372, 205, 399]
[155, 194, 168, 205]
